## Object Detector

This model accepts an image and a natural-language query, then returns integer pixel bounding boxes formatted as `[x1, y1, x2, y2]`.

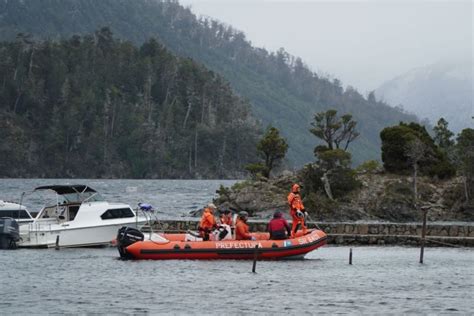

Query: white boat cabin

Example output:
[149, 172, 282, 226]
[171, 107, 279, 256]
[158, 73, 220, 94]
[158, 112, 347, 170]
[19, 185, 146, 248]
[0, 200, 34, 224]
[33, 185, 135, 225]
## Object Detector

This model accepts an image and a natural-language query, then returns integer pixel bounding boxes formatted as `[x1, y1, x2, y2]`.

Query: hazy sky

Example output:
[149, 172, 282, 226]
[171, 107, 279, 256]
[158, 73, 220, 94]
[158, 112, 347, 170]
[179, 0, 472, 93]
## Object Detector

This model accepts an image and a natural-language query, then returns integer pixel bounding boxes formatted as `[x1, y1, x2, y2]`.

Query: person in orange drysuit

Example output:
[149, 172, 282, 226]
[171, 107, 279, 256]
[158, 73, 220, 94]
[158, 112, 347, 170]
[287, 184, 307, 237]
[235, 211, 256, 240]
[198, 203, 218, 241]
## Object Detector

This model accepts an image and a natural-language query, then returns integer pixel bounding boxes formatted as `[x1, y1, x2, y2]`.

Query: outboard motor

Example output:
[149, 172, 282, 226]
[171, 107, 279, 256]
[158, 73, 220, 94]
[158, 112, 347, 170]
[116, 226, 144, 259]
[0, 218, 20, 250]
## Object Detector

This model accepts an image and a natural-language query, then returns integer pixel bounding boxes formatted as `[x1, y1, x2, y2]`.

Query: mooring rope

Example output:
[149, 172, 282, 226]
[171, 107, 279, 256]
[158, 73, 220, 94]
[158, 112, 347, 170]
[423, 237, 465, 248]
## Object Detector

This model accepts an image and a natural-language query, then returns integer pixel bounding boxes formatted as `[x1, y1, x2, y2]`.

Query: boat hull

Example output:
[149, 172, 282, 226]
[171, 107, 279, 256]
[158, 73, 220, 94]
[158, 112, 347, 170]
[19, 221, 146, 248]
[120, 229, 327, 260]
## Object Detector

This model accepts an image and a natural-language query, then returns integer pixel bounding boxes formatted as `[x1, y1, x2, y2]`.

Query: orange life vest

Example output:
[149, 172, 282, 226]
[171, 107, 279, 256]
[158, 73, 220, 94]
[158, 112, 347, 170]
[288, 192, 304, 215]
[235, 218, 251, 240]
[199, 208, 216, 231]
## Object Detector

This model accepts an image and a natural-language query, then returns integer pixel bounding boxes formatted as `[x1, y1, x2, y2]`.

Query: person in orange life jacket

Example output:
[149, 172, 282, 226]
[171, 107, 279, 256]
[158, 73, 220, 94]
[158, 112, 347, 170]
[235, 211, 256, 240]
[287, 184, 308, 237]
[198, 203, 218, 241]
[267, 211, 291, 240]
[219, 210, 233, 226]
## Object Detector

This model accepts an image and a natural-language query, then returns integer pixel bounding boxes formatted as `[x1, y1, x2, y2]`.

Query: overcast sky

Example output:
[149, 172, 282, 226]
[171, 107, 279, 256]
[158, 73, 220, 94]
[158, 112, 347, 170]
[179, 0, 472, 93]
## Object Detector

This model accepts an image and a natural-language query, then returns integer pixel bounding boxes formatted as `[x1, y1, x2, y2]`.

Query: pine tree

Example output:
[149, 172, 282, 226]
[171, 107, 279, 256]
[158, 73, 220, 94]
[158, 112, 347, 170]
[433, 118, 454, 150]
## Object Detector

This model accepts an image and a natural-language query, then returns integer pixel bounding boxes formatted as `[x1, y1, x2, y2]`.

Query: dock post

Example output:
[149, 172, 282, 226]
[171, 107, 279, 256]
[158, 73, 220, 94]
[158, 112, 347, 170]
[252, 245, 259, 273]
[55, 235, 60, 250]
[349, 248, 352, 265]
[419, 207, 428, 264]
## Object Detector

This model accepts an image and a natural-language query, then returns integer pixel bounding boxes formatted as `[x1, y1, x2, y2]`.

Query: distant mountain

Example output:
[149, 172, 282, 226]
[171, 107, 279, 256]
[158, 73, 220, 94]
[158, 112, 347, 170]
[376, 61, 473, 133]
[0, 0, 419, 166]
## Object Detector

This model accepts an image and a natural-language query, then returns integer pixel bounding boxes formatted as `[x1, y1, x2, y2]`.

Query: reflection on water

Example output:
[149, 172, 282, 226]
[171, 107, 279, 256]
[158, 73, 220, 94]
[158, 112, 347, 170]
[0, 246, 472, 314]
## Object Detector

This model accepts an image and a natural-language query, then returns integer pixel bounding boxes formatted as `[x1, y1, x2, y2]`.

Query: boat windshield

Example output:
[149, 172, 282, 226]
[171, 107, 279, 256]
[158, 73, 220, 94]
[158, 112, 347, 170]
[0, 209, 32, 219]
[61, 192, 104, 203]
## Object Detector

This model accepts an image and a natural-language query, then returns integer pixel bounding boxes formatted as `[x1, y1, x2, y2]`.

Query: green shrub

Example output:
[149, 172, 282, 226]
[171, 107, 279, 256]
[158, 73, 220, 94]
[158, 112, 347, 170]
[427, 158, 456, 179]
[299, 163, 360, 199]
[328, 168, 361, 198]
[230, 180, 253, 191]
[317, 148, 351, 170]
[380, 122, 456, 179]
[303, 192, 339, 221]
[385, 181, 412, 197]
[244, 163, 269, 179]
[356, 160, 381, 174]
[299, 163, 324, 196]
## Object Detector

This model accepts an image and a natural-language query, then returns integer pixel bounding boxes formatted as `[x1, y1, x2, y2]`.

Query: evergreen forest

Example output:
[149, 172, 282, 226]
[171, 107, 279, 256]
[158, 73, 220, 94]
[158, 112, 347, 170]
[0, 30, 261, 178]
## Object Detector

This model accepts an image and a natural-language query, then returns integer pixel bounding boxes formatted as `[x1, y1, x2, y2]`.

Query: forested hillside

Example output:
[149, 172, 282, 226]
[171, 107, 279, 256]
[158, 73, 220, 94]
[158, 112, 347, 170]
[0, 30, 260, 178]
[0, 0, 419, 166]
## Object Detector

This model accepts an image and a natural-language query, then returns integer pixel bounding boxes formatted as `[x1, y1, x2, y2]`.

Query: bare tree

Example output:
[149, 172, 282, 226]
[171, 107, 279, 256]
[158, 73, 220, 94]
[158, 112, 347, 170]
[405, 137, 431, 208]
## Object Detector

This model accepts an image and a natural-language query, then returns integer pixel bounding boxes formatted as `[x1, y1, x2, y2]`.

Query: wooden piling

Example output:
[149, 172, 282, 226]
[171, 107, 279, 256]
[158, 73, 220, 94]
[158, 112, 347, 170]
[252, 245, 259, 273]
[419, 208, 428, 264]
[55, 235, 60, 250]
[349, 248, 352, 265]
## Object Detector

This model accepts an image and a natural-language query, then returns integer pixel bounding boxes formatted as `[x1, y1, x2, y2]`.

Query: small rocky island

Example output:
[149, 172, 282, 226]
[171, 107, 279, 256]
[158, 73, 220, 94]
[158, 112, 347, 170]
[213, 171, 473, 223]
[211, 114, 473, 224]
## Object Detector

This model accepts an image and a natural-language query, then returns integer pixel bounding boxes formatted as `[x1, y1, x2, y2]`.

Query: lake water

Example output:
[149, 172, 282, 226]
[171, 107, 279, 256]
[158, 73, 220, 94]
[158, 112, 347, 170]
[0, 246, 472, 314]
[0, 178, 238, 219]
[1, 179, 473, 314]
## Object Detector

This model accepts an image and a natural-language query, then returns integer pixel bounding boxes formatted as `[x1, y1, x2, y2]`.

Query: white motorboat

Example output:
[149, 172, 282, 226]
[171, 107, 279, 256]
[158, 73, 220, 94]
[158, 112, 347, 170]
[19, 185, 147, 248]
[0, 200, 34, 224]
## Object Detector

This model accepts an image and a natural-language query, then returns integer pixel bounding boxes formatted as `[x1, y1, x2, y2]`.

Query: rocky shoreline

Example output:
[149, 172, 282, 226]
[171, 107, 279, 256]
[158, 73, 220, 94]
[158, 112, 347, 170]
[213, 172, 473, 223]
[182, 170, 474, 247]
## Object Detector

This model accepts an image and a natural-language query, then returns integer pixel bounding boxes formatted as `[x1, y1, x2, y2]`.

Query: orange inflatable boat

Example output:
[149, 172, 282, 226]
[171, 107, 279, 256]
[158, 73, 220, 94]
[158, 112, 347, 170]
[116, 226, 327, 260]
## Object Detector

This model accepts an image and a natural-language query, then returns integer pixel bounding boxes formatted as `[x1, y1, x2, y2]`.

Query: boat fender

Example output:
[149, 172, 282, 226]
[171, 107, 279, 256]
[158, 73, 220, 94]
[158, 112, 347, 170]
[184, 244, 191, 249]
[271, 243, 278, 248]
[173, 244, 180, 249]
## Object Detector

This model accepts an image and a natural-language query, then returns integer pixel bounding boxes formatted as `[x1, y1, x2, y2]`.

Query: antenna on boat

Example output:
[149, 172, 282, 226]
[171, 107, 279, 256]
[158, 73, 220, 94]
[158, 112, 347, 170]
[18, 192, 26, 220]
[19, 192, 26, 208]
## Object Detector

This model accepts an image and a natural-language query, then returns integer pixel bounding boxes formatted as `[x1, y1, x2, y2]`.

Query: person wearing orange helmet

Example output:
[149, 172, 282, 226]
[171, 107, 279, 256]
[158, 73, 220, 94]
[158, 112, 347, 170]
[287, 184, 307, 237]
[198, 203, 218, 241]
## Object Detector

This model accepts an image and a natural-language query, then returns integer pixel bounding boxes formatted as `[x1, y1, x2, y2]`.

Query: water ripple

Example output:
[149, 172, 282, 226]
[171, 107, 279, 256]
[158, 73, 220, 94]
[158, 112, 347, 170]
[1, 246, 472, 314]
